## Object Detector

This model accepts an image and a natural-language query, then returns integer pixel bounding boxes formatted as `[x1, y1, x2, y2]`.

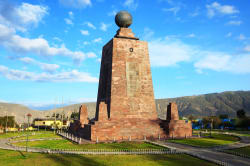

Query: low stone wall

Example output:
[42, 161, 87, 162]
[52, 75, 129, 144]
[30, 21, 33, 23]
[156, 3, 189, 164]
[58, 130, 195, 144]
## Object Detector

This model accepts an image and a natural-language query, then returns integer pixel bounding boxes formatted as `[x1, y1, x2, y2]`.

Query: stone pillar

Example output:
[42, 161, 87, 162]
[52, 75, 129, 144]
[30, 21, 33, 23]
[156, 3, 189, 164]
[97, 102, 108, 121]
[167, 103, 179, 120]
[79, 105, 89, 126]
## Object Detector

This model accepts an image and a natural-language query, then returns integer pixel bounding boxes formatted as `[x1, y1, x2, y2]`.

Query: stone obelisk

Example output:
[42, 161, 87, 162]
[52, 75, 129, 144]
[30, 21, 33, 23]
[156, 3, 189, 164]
[91, 11, 166, 141]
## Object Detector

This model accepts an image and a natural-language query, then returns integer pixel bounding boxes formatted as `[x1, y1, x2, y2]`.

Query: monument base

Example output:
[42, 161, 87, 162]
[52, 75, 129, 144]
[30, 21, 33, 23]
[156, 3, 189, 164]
[69, 102, 192, 142]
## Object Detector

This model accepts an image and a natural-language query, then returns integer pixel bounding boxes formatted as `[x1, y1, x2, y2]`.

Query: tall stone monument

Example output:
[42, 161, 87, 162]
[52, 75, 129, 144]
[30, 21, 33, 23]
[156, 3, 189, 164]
[69, 11, 192, 142]
[91, 11, 166, 141]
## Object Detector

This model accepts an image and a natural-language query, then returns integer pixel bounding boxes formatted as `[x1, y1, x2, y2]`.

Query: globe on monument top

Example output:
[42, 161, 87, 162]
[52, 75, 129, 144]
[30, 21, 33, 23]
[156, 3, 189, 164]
[115, 11, 132, 28]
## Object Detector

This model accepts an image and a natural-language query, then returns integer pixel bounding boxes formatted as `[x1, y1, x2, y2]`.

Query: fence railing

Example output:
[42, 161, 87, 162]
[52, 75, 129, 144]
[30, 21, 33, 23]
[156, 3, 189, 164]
[217, 149, 250, 159]
[186, 151, 233, 166]
[9, 144, 178, 155]
[57, 131, 82, 144]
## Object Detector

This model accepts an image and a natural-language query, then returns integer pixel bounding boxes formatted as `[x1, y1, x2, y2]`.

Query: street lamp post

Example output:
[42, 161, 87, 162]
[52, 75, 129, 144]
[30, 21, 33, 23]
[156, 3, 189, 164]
[26, 113, 32, 152]
[5, 111, 8, 133]
[210, 118, 213, 137]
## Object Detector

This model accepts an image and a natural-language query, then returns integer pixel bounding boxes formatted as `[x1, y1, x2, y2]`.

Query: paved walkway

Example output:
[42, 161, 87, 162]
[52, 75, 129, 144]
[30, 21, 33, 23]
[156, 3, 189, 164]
[153, 135, 250, 166]
[0, 138, 12, 150]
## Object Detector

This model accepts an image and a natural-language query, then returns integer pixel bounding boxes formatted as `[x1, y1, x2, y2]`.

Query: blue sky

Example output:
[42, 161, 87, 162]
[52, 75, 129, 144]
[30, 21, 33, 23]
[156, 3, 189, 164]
[0, 0, 250, 110]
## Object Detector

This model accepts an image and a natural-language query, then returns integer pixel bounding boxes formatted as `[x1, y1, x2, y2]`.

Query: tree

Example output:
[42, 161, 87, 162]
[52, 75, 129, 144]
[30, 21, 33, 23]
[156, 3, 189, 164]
[236, 117, 250, 129]
[237, 109, 246, 119]
[188, 115, 196, 121]
[219, 114, 228, 119]
[210, 116, 222, 129]
[202, 117, 210, 128]
[0, 116, 17, 128]
[202, 116, 222, 129]
[70, 112, 79, 120]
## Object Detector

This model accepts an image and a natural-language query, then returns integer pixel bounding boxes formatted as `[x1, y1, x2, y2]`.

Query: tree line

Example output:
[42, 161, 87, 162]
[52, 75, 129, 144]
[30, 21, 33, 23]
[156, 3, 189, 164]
[189, 109, 250, 129]
[0, 116, 18, 128]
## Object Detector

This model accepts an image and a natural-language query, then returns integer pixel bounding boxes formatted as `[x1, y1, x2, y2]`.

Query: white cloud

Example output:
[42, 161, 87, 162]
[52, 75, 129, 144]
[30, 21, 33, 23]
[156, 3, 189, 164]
[186, 33, 195, 38]
[68, 11, 74, 19]
[0, 24, 92, 64]
[80, 30, 89, 35]
[53, 37, 62, 42]
[85, 22, 96, 29]
[64, 12, 74, 25]
[0, 99, 7, 103]
[148, 36, 250, 74]
[64, 18, 73, 25]
[19, 57, 34, 63]
[238, 34, 246, 40]
[108, 10, 117, 16]
[0, 2, 48, 32]
[244, 45, 250, 52]
[59, 0, 91, 8]
[86, 52, 96, 58]
[142, 28, 154, 40]
[206, 2, 239, 18]
[83, 41, 90, 45]
[194, 53, 250, 74]
[93, 37, 102, 43]
[100, 22, 110, 31]
[40, 63, 60, 73]
[148, 39, 194, 67]
[189, 7, 199, 17]
[0, 65, 98, 82]
[124, 0, 138, 10]
[19, 97, 96, 109]
[226, 32, 232, 38]
[227, 20, 242, 26]
[15, 3, 48, 25]
[163, 7, 180, 15]
[0, 24, 15, 40]
[19, 57, 60, 73]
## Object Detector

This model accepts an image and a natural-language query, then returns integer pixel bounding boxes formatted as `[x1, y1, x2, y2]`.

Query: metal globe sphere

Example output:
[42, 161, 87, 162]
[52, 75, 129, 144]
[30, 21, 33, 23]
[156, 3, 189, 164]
[115, 11, 132, 28]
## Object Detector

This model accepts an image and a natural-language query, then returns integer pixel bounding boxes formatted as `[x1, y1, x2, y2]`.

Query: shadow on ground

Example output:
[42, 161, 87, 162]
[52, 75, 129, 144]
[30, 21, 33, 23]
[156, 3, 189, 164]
[48, 154, 107, 166]
[146, 154, 216, 166]
[18, 150, 26, 158]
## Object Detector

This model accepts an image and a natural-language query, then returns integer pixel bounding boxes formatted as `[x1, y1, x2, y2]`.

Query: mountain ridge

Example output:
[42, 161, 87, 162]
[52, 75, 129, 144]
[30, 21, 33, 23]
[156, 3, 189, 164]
[0, 90, 249, 124]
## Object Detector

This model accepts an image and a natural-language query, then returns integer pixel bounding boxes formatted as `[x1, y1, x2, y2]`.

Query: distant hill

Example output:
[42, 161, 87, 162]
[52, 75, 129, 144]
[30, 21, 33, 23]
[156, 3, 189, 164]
[0, 103, 43, 124]
[155, 91, 250, 119]
[1, 91, 250, 124]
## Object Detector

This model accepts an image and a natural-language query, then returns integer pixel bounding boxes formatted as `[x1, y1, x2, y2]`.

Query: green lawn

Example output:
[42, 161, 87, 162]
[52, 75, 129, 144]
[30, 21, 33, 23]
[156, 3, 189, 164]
[12, 131, 61, 141]
[227, 146, 250, 156]
[0, 131, 57, 139]
[0, 149, 217, 166]
[0, 131, 29, 139]
[14, 139, 165, 150]
[228, 131, 250, 137]
[193, 129, 250, 137]
[168, 134, 239, 147]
